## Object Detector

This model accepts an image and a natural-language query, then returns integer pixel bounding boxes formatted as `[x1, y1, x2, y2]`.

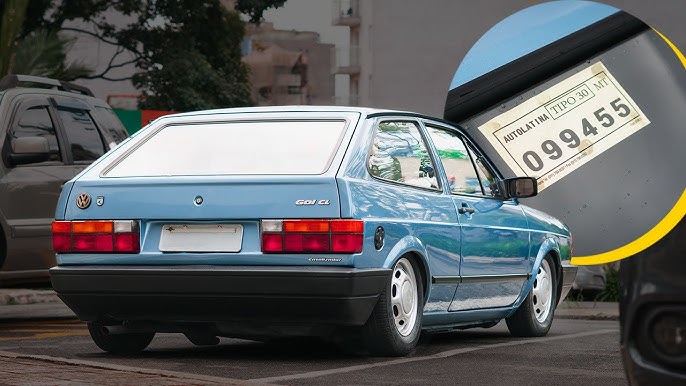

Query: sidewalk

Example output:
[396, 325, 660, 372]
[0, 350, 263, 386]
[0, 288, 620, 321]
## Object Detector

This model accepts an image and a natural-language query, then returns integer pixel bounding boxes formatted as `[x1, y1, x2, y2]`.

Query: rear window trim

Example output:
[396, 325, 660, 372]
[100, 117, 352, 178]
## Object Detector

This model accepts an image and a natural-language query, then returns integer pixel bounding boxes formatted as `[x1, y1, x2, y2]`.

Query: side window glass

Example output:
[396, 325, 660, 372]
[467, 145, 499, 198]
[12, 105, 62, 162]
[57, 108, 105, 162]
[94, 106, 128, 144]
[425, 125, 482, 195]
[368, 121, 439, 190]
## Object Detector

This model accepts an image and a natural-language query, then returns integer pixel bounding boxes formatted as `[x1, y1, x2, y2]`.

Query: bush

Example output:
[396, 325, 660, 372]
[596, 265, 620, 302]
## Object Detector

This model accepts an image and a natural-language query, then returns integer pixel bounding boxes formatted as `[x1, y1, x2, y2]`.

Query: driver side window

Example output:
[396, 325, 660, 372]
[9, 105, 62, 164]
[425, 125, 499, 197]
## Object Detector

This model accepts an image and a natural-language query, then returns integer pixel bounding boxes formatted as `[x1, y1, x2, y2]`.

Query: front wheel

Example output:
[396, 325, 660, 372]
[506, 256, 557, 337]
[88, 323, 155, 354]
[361, 256, 424, 356]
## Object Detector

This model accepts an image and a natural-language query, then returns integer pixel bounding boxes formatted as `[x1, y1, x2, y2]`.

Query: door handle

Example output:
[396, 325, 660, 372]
[458, 203, 475, 214]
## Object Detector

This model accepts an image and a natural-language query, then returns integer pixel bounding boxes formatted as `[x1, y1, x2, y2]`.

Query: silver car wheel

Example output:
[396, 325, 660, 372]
[532, 259, 553, 323]
[390, 258, 419, 337]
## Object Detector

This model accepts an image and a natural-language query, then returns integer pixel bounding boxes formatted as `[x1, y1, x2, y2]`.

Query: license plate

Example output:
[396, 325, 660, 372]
[159, 224, 243, 252]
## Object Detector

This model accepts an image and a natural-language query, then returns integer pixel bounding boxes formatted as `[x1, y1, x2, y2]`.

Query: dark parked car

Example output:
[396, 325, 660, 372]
[620, 218, 686, 384]
[0, 74, 128, 286]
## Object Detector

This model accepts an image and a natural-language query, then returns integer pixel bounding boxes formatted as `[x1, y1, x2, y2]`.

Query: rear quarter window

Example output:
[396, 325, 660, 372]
[104, 120, 347, 177]
[94, 106, 129, 143]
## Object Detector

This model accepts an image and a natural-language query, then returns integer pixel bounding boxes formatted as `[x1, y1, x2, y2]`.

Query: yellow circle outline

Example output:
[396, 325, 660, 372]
[571, 29, 686, 265]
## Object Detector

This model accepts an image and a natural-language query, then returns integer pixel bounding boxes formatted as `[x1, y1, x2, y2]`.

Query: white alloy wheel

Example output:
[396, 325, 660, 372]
[360, 255, 423, 356]
[506, 255, 557, 337]
[390, 258, 419, 336]
[532, 258, 553, 323]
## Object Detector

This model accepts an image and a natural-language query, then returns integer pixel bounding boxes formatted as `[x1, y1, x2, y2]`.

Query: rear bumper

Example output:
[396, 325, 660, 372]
[50, 265, 390, 327]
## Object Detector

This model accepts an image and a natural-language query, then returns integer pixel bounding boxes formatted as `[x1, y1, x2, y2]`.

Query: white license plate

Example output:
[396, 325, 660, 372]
[159, 224, 243, 252]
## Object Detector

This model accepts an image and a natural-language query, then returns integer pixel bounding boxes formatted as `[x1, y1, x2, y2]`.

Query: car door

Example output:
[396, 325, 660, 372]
[0, 95, 109, 275]
[423, 123, 530, 311]
[0, 96, 75, 273]
[364, 118, 461, 312]
[50, 96, 108, 167]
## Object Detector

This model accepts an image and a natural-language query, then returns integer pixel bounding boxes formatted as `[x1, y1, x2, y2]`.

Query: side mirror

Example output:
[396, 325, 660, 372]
[498, 177, 538, 199]
[9, 137, 50, 166]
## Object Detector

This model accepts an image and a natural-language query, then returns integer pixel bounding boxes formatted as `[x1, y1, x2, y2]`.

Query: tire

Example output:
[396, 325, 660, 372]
[87, 323, 155, 354]
[506, 256, 557, 337]
[361, 256, 424, 356]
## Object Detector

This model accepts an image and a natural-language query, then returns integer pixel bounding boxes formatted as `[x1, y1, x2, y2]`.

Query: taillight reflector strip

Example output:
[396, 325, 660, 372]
[261, 219, 363, 254]
[283, 220, 330, 233]
[52, 220, 140, 253]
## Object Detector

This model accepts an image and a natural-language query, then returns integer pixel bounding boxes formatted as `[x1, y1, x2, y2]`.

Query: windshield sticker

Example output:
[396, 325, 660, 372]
[478, 61, 650, 191]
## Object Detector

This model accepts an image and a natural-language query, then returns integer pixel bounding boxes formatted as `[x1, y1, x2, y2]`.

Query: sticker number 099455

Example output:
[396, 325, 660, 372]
[478, 62, 650, 191]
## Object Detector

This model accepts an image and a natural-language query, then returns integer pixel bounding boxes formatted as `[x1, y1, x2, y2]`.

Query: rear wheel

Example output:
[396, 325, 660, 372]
[506, 256, 557, 337]
[87, 323, 155, 354]
[361, 256, 423, 356]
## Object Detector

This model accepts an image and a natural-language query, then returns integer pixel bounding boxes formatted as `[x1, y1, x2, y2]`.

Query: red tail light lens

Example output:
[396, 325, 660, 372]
[52, 220, 140, 253]
[261, 219, 364, 254]
[332, 234, 364, 253]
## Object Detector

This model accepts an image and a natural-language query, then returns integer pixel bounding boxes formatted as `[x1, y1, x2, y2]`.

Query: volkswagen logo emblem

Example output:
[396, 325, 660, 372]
[76, 193, 91, 209]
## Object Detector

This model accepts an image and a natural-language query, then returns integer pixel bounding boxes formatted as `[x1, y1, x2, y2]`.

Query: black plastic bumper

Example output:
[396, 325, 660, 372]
[50, 265, 390, 327]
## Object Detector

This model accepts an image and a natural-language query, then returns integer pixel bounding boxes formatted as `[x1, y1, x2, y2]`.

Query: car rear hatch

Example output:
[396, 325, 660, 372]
[55, 111, 362, 266]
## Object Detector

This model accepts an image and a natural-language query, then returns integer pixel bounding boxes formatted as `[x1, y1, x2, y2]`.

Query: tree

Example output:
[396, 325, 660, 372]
[128, 1, 253, 110]
[235, 0, 287, 24]
[14, 0, 288, 110]
[0, 0, 29, 76]
[12, 30, 91, 80]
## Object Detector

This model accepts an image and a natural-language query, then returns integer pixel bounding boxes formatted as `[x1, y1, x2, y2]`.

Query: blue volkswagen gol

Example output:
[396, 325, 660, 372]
[50, 106, 576, 356]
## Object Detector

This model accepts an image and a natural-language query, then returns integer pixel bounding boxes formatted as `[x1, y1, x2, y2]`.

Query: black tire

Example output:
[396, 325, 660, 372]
[87, 323, 155, 354]
[361, 256, 424, 356]
[506, 256, 557, 337]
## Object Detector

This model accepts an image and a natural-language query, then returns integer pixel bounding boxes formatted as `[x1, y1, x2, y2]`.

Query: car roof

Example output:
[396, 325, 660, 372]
[163, 105, 404, 118]
[0, 87, 103, 104]
[145, 105, 452, 127]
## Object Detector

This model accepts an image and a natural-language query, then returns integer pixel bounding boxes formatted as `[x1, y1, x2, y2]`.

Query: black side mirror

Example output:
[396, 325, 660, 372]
[497, 177, 538, 199]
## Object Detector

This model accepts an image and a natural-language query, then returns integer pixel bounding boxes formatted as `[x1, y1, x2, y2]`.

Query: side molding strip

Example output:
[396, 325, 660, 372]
[432, 273, 531, 285]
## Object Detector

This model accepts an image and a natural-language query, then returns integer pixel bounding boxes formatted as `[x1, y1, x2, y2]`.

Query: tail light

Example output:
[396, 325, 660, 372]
[261, 219, 364, 254]
[52, 220, 140, 253]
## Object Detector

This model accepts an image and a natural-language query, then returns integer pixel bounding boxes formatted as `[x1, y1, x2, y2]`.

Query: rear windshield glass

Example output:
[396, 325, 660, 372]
[104, 120, 347, 177]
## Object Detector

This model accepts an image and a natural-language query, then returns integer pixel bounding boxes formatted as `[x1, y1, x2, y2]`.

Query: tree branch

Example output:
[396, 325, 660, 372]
[60, 27, 120, 46]
[96, 75, 133, 82]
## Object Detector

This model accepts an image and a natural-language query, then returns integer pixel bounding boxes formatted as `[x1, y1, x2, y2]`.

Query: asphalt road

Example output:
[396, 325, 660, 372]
[0, 317, 625, 385]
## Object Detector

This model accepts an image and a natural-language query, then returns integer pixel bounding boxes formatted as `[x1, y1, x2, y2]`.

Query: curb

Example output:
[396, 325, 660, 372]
[556, 301, 619, 321]
[0, 289, 60, 306]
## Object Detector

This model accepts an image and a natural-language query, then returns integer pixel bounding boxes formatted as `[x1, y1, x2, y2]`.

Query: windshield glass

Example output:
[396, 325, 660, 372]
[104, 120, 347, 177]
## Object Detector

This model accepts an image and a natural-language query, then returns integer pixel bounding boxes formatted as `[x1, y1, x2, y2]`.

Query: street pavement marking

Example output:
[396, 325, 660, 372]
[0, 350, 268, 386]
[248, 329, 619, 383]
[0, 330, 88, 341]
[0, 320, 88, 341]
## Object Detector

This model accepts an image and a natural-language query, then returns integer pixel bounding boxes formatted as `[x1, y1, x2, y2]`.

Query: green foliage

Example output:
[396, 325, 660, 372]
[1, 0, 93, 80]
[14, 0, 288, 111]
[12, 29, 91, 80]
[235, 0, 287, 24]
[128, 1, 253, 111]
[0, 0, 29, 76]
[596, 265, 620, 302]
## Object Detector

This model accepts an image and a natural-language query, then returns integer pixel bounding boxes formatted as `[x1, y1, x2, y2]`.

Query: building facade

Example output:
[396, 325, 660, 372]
[331, 0, 686, 116]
